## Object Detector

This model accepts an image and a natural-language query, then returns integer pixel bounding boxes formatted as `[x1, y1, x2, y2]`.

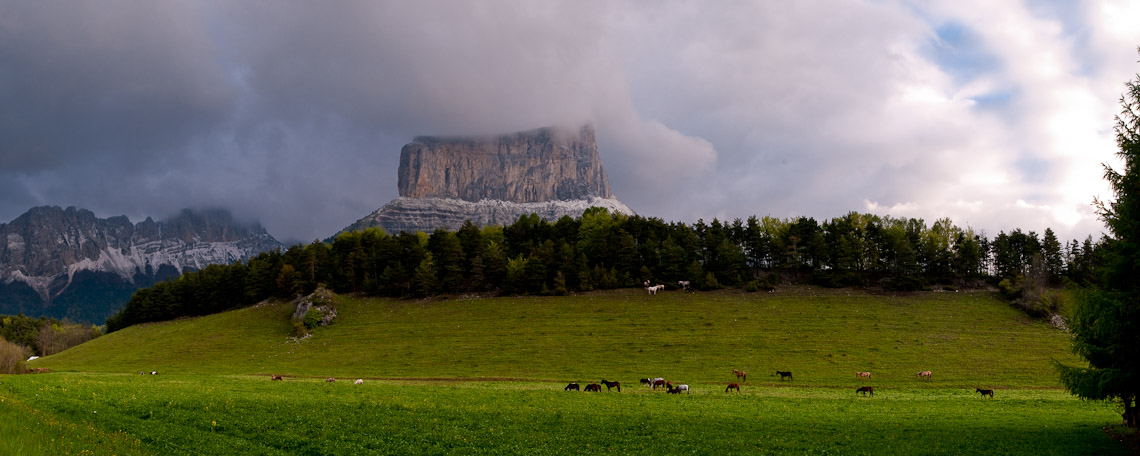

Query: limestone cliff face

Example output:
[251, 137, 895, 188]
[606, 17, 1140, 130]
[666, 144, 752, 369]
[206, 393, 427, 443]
[398, 124, 613, 203]
[341, 124, 633, 236]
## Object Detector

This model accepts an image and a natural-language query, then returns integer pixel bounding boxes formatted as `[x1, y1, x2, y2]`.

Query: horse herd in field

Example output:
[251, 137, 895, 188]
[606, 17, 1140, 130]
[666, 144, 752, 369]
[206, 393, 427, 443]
[270, 375, 365, 385]
[563, 369, 998, 398]
[644, 281, 692, 295]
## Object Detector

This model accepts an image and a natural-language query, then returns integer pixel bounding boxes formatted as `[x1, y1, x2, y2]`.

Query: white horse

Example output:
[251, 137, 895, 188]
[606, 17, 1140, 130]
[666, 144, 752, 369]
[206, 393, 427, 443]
[676, 384, 690, 394]
[647, 284, 665, 295]
[354, 379, 364, 385]
[678, 280, 691, 290]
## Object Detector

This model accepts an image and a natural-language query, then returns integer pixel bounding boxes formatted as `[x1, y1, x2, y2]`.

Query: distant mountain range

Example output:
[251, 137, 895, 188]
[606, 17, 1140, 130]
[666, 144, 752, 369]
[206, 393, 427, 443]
[0, 206, 281, 324]
[3, 125, 633, 324]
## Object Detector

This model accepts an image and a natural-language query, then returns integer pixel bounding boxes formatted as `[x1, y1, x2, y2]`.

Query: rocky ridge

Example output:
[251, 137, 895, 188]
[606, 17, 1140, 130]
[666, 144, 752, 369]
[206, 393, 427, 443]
[340, 196, 635, 236]
[0, 206, 281, 322]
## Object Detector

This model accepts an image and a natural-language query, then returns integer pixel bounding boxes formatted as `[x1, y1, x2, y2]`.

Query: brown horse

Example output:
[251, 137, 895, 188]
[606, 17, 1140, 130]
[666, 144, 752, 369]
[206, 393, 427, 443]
[651, 378, 667, 389]
[726, 383, 741, 393]
[667, 385, 683, 394]
[856, 372, 871, 379]
[601, 380, 621, 392]
[976, 388, 994, 398]
[584, 383, 602, 392]
[271, 375, 283, 381]
[856, 386, 874, 397]
[732, 369, 747, 382]
[775, 371, 793, 381]
[325, 378, 335, 383]
[564, 382, 580, 391]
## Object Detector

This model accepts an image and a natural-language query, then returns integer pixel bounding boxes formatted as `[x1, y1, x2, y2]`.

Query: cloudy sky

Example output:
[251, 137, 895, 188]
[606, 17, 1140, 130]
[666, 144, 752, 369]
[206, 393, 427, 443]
[2, 1, 1138, 243]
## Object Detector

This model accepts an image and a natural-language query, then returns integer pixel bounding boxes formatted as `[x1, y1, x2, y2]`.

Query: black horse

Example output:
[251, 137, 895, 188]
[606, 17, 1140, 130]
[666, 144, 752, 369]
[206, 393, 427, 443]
[976, 388, 994, 398]
[856, 386, 874, 397]
[600, 379, 621, 392]
[584, 383, 602, 392]
[564, 382, 580, 391]
[775, 371, 793, 381]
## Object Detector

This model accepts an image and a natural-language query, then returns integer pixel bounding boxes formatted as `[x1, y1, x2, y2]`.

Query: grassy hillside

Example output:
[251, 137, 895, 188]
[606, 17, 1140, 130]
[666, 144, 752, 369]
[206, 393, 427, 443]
[32, 287, 1078, 388]
[5, 287, 1127, 455]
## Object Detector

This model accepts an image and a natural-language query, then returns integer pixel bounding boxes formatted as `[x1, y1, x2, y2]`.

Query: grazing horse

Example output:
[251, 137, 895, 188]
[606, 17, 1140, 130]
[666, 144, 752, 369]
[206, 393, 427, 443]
[651, 378, 667, 389]
[857, 372, 871, 379]
[667, 385, 683, 394]
[976, 388, 994, 398]
[640, 378, 652, 387]
[354, 379, 364, 385]
[600, 380, 621, 392]
[272, 375, 284, 381]
[584, 383, 602, 392]
[775, 371, 793, 381]
[917, 371, 932, 380]
[647, 284, 665, 295]
[675, 384, 690, 394]
[856, 386, 874, 397]
[326, 378, 336, 383]
[726, 383, 741, 393]
[564, 382, 580, 391]
[732, 369, 747, 382]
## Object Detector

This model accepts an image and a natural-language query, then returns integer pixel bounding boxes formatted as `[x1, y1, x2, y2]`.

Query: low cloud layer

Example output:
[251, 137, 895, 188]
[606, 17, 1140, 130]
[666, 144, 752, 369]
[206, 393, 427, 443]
[1, 1, 1137, 243]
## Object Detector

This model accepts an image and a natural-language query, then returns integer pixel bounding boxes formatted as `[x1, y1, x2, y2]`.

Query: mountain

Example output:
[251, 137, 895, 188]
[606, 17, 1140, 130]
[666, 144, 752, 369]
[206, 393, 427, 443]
[0, 206, 281, 324]
[340, 124, 634, 236]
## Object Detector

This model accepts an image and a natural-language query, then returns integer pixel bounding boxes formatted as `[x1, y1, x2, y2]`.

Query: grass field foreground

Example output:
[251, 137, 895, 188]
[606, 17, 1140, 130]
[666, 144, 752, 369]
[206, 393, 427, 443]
[0, 373, 1129, 455]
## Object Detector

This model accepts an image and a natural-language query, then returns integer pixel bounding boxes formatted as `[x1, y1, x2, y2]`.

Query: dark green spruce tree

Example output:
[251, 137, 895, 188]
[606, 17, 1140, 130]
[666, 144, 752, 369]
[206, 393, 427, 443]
[1057, 50, 1140, 428]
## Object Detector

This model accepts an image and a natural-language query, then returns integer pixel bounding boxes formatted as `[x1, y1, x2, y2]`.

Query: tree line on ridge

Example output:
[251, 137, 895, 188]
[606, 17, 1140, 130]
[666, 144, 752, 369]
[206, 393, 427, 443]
[105, 209, 1104, 332]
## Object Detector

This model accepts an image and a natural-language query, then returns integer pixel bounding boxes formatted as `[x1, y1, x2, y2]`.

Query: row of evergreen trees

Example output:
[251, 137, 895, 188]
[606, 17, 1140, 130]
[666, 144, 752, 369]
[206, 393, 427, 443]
[105, 208, 1104, 332]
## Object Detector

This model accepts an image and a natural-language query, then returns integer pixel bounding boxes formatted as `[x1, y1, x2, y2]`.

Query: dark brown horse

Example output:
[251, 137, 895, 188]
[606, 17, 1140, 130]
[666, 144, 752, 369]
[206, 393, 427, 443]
[601, 379, 621, 392]
[726, 383, 741, 392]
[564, 382, 580, 391]
[584, 383, 602, 392]
[856, 386, 874, 397]
[667, 385, 683, 394]
[775, 371, 793, 381]
[976, 388, 994, 398]
[271, 375, 283, 381]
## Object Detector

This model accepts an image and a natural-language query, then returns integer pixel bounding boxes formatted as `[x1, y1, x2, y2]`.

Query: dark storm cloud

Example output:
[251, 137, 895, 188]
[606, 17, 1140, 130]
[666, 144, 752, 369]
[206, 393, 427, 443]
[0, 1, 231, 171]
[0, 0, 1135, 243]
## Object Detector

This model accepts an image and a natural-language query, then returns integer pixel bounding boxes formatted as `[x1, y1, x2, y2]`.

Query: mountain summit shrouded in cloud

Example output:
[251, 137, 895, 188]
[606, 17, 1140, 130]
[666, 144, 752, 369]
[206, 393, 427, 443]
[1, 1, 1138, 242]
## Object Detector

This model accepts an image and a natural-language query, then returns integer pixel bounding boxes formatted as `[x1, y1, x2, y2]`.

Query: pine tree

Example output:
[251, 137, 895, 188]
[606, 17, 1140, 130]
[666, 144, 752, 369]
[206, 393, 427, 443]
[1057, 52, 1140, 427]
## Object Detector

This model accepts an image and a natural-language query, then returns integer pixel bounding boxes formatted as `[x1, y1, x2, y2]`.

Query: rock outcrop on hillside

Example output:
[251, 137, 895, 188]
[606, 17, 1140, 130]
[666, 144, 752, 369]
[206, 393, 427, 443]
[0, 206, 281, 323]
[342, 124, 633, 235]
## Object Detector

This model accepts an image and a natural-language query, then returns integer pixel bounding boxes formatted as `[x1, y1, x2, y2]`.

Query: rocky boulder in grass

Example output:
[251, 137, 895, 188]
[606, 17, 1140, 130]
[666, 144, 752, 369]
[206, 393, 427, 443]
[292, 287, 337, 331]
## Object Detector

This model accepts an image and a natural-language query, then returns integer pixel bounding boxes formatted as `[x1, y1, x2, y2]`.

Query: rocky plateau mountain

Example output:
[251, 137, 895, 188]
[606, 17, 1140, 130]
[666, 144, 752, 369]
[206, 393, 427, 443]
[0, 206, 281, 323]
[341, 124, 633, 235]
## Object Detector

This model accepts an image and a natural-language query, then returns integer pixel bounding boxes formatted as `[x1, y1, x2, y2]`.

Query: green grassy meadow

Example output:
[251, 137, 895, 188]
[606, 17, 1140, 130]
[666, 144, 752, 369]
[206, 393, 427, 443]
[1, 288, 1130, 454]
